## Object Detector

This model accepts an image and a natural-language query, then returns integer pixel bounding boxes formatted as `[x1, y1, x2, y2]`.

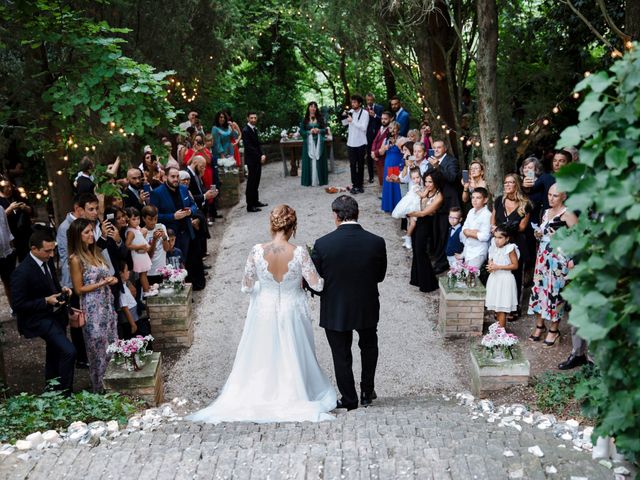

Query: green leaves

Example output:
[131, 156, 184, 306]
[554, 41, 640, 463]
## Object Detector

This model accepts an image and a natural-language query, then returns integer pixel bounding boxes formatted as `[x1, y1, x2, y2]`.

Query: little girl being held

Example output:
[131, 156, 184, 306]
[392, 168, 423, 249]
[485, 225, 519, 328]
[125, 207, 155, 298]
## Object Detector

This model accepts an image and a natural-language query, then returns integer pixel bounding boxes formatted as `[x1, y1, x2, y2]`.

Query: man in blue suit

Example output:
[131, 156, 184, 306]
[150, 166, 198, 262]
[365, 93, 384, 184]
[390, 96, 410, 137]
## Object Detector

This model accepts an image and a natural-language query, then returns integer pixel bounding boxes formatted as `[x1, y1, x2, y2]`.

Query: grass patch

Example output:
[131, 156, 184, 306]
[0, 388, 141, 443]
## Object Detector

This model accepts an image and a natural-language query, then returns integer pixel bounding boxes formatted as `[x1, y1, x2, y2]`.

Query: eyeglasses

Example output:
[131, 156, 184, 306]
[448, 216, 461, 220]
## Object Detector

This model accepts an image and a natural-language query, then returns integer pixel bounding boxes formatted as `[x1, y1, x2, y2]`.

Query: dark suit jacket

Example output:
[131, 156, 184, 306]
[11, 255, 65, 338]
[426, 153, 461, 211]
[312, 224, 387, 331]
[187, 167, 206, 208]
[366, 103, 384, 143]
[394, 108, 410, 137]
[150, 183, 197, 240]
[75, 175, 95, 194]
[123, 186, 145, 211]
[242, 124, 262, 165]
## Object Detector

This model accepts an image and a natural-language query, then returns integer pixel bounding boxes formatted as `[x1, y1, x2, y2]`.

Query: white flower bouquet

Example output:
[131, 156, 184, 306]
[107, 335, 154, 370]
[157, 265, 188, 291]
[480, 323, 519, 360]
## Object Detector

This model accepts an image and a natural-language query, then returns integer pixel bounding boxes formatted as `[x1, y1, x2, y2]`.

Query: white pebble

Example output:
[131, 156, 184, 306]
[503, 450, 514, 457]
[15, 440, 31, 450]
[561, 433, 573, 441]
[106, 421, 119, 434]
[598, 460, 612, 469]
[566, 419, 580, 428]
[545, 465, 557, 474]
[25, 432, 44, 447]
[613, 466, 630, 476]
[42, 431, 61, 444]
[508, 468, 524, 479]
[528, 445, 544, 457]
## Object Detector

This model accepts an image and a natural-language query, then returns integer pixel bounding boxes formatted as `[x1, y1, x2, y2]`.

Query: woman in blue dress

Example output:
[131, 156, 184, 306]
[211, 111, 240, 160]
[379, 121, 406, 213]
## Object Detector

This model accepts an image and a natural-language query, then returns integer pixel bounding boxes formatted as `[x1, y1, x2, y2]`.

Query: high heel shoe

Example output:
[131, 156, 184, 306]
[543, 329, 561, 347]
[529, 324, 547, 342]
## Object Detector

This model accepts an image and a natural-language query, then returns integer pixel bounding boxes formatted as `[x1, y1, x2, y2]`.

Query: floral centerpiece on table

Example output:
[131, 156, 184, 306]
[157, 264, 188, 292]
[480, 323, 519, 360]
[257, 125, 281, 143]
[217, 156, 239, 175]
[447, 262, 480, 288]
[107, 335, 154, 371]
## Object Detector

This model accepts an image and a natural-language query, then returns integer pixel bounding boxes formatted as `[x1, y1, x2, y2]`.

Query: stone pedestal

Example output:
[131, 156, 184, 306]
[438, 278, 486, 337]
[470, 344, 530, 397]
[218, 170, 239, 208]
[146, 284, 193, 349]
[104, 352, 164, 406]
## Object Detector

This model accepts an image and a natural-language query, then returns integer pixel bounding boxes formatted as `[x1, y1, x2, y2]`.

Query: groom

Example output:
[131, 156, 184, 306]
[311, 196, 387, 410]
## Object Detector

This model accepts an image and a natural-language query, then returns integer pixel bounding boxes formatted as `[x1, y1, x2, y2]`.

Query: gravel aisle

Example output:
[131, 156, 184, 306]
[165, 160, 463, 404]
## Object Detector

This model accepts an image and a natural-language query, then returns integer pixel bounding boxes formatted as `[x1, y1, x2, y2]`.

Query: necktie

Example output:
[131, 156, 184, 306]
[42, 262, 57, 293]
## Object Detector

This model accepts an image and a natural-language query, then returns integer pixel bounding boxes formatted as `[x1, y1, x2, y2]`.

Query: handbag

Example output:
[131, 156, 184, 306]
[68, 307, 86, 328]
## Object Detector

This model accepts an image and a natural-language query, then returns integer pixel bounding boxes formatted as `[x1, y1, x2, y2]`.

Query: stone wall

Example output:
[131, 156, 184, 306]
[146, 285, 194, 349]
[438, 278, 485, 337]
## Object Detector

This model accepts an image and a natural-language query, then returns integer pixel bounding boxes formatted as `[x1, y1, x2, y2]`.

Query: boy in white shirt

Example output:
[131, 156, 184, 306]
[459, 187, 492, 268]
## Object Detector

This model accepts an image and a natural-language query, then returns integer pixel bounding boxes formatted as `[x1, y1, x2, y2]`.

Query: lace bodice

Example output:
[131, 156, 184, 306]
[241, 244, 324, 294]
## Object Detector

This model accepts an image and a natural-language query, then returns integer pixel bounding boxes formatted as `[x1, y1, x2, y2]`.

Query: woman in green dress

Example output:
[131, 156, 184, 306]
[300, 102, 330, 186]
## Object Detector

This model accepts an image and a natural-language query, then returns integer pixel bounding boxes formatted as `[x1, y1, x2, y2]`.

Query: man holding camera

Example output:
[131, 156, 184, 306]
[11, 229, 76, 394]
[345, 94, 370, 194]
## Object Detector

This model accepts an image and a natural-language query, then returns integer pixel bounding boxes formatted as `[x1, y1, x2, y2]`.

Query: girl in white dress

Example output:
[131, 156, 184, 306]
[485, 225, 520, 328]
[124, 207, 155, 298]
[188, 205, 336, 424]
[392, 168, 423, 249]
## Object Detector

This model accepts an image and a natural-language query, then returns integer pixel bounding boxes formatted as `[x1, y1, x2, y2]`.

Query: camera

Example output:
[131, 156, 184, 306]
[57, 292, 69, 304]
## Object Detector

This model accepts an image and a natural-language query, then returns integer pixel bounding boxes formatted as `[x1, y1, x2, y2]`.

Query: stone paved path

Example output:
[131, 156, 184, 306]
[0, 397, 617, 479]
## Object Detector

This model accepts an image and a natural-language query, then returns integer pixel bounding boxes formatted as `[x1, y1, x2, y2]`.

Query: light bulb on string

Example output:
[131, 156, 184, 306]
[48, 181, 53, 187]
[474, 141, 480, 147]
[36, 194, 42, 200]
[512, 136, 518, 142]
[572, 92, 580, 99]
[524, 128, 531, 135]
[542, 119, 550, 126]
[584, 71, 591, 78]
[20, 192, 27, 198]
[63, 155, 68, 161]
[43, 190, 48, 196]
[56, 170, 63, 176]
[73, 143, 78, 149]
[489, 142, 495, 148]
[503, 138, 509, 144]
[84, 147, 90, 152]
[552, 106, 559, 114]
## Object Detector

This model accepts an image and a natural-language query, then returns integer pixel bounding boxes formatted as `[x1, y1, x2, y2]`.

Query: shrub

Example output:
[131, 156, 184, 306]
[0, 389, 140, 443]
[554, 42, 640, 461]
[533, 365, 601, 419]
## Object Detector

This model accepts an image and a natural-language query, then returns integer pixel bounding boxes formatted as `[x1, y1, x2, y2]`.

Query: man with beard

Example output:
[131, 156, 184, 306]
[370, 111, 392, 186]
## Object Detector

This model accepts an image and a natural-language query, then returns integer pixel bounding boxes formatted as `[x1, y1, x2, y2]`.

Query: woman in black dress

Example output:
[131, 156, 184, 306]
[407, 171, 444, 293]
[491, 173, 532, 317]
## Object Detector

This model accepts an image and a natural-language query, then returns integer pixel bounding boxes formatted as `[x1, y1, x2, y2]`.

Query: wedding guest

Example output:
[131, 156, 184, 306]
[420, 120, 432, 151]
[528, 184, 578, 347]
[11, 229, 75, 393]
[365, 93, 384, 184]
[242, 111, 268, 212]
[461, 160, 488, 206]
[425, 140, 461, 274]
[392, 168, 423, 250]
[68, 218, 118, 393]
[491, 174, 532, 318]
[182, 133, 206, 166]
[0, 177, 32, 261]
[407, 129, 420, 143]
[400, 142, 429, 182]
[124, 207, 155, 298]
[300, 101, 330, 187]
[485, 225, 519, 329]
[165, 229, 184, 267]
[187, 156, 218, 215]
[371, 111, 392, 186]
[445, 207, 464, 267]
[74, 157, 95, 194]
[0, 205, 16, 308]
[346, 94, 369, 194]
[117, 261, 139, 339]
[211, 111, 239, 161]
[459, 188, 492, 268]
[520, 156, 555, 224]
[390, 96, 410, 136]
[163, 139, 180, 170]
[202, 134, 218, 223]
[225, 109, 243, 167]
[379, 121, 405, 213]
[407, 171, 444, 293]
[142, 206, 169, 286]
[123, 168, 150, 211]
[150, 166, 197, 264]
[179, 111, 199, 131]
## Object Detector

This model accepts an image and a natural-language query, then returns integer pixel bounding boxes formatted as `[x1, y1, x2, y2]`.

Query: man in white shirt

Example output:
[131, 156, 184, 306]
[345, 94, 369, 194]
[179, 111, 198, 131]
[459, 187, 492, 268]
[400, 141, 429, 183]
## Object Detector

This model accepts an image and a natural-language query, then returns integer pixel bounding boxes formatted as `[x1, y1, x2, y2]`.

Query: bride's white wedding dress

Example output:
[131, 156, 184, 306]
[187, 244, 337, 424]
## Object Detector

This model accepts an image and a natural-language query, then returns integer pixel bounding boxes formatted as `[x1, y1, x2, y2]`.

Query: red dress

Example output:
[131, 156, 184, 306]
[232, 139, 241, 166]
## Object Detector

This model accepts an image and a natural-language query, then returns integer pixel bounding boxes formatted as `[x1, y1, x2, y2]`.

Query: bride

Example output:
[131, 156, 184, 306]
[188, 205, 337, 423]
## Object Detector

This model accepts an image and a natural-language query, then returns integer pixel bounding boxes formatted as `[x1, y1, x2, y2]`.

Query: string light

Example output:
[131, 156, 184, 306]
[552, 106, 560, 114]
[542, 119, 550, 126]
[572, 92, 580, 99]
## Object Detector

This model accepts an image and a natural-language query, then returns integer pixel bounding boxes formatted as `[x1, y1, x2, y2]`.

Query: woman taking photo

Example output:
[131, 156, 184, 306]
[300, 101, 330, 187]
[68, 218, 118, 393]
[379, 121, 406, 213]
[211, 111, 240, 161]
[491, 173, 532, 318]
[407, 171, 444, 293]
[461, 160, 489, 205]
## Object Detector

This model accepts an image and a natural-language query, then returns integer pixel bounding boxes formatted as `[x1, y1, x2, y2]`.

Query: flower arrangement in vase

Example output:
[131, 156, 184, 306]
[157, 265, 188, 293]
[480, 323, 519, 361]
[217, 156, 239, 174]
[107, 335, 154, 371]
[447, 262, 480, 288]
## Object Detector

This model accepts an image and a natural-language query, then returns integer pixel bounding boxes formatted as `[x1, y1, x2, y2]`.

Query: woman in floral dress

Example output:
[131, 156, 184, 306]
[69, 218, 119, 392]
[528, 184, 578, 347]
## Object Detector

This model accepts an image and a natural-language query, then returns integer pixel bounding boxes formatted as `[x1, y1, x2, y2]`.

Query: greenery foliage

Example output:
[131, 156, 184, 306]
[533, 365, 601, 419]
[0, 389, 140, 443]
[554, 43, 640, 461]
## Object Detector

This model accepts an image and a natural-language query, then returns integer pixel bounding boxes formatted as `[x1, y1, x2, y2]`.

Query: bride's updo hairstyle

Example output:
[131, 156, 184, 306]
[270, 204, 297, 237]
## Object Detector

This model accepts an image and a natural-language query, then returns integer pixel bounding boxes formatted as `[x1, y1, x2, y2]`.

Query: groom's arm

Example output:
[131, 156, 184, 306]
[377, 238, 387, 283]
[305, 242, 323, 296]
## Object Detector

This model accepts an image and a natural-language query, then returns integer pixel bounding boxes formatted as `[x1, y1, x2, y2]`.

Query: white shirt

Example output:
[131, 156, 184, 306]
[460, 206, 492, 260]
[400, 158, 429, 183]
[346, 108, 369, 147]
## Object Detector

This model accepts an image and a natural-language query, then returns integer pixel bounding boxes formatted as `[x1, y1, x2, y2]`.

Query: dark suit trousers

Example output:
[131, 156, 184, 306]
[348, 145, 367, 189]
[42, 321, 76, 393]
[431, 212, 450, 271]
[246, 161, 262, 207]
[365, 139, 375, 181]
[325, 327, 378, 406]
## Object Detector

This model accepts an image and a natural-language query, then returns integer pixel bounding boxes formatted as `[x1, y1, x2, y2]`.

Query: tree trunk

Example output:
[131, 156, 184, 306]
[414, 22, 439, 123]
[339, 50, 350, 106]
[476, 0, 503, 193]
[627, 0, 640, 40]
[45, 133, 74, 227]
[381, 52, 397, 102]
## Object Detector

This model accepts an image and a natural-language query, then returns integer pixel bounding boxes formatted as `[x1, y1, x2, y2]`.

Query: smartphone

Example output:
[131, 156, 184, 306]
[106, 213, 115, 221]
[462, 170, 469, 183]
[526, 170, 535, 179]
[427, 149, 435, 157]
[142, 183, 152, 194]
